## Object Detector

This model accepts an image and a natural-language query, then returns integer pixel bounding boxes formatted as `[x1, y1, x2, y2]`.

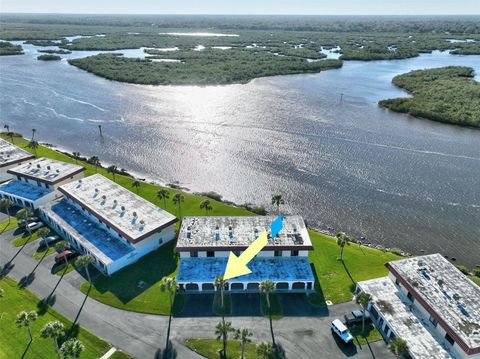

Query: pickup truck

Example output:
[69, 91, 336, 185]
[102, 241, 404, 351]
[344, 310, 371, 326]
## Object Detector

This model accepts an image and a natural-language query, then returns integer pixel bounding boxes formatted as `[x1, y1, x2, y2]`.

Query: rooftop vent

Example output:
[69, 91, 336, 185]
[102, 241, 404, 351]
[56, 169, 60, 173]
[47, 166, 51, 170]
[37, 164, 41, 169]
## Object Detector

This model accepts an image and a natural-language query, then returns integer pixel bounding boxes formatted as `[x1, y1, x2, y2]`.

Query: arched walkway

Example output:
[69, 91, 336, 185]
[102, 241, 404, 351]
[202, 283, 214, 291]
[185, 283, 199, 291]
[276, 282, 289, 290]
[292, 282, 305, 290]
[247, 282, 259, 290]
[230, 283, 244, 291]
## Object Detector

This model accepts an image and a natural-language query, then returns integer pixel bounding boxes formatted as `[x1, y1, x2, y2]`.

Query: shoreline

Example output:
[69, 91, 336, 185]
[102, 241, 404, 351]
[41, 139, 416, 258]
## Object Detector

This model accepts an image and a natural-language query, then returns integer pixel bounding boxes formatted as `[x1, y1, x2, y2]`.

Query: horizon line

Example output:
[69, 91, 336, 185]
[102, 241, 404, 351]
[1, 12, 480, 17]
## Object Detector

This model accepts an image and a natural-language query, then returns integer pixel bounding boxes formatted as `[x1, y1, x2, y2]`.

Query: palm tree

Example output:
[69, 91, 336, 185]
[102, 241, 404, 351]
[0, 199, 13, 224]
[107, 165, 117, 182]
[388, 337, 408, 359]
[200, 199, 213, 215]
[98, 125, 103, 136]
[172, 193, 184, 219]
[260, 280, 277, 349]
[40, 321, 65, 359]
[72, 152, 81, 164]
[16, 310, 38, 342]
[37, 227, 51, 252]
[356, 292, 372, 333]
[55, 241, 70, 269]
[16, 209, 33, 236]
[131, 180, 141, 194]
[336, 232, 351, 261]
[88, 156, 101, 173]
[215, 320, 235, 358]
[28, 140, 39, 157]
[60, 338, 84, 359]
[156, 189, 169, 209]
[76, 255, 94, 285]
[160, 276, 178, 352]
[256, 342, 274, 359]
[235, 328, 253, 359]
[271, 195, 284, 215]
[214, 275, 227, 310]
[31, 128, 36, 141]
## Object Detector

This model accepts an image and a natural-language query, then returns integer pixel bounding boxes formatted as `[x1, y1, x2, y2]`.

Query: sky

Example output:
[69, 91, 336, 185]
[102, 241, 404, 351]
[0, 0, 479, 15]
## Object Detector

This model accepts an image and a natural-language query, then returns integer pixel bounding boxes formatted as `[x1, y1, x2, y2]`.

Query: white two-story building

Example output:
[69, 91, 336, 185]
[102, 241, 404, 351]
[176, 215, 315, 293]
[39, 174, 178, 276]
[0, 138, 35, 183]
[0, 157, 85, 209]
[358, 254, 480, 359]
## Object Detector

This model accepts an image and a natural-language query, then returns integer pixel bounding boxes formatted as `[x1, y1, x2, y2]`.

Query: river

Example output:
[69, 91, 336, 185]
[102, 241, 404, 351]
[0, 41, 479, 267]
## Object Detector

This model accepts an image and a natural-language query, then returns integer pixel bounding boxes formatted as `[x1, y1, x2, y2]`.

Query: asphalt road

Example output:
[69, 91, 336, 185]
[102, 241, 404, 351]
[0, 223, 394, 359]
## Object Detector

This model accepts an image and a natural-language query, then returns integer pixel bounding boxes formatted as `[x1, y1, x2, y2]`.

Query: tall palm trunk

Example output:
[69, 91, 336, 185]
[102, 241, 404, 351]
[27, 324, 32, 342]
[166, 291, 173, 350]
[267, 294, 276, 348]
[222, 317, 227, 358]
[54, 338, 60, 359]
[85, 266, 91, 285]
[340, 245, 345, 260]
[362, 308, 366, 332]
[221, 286, 224, 308]
[6, 207, 10, 224]
[241, 341, 245, 359]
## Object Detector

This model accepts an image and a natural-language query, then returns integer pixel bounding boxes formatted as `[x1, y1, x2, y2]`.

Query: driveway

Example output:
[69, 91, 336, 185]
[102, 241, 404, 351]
[0, 228, 393, 359]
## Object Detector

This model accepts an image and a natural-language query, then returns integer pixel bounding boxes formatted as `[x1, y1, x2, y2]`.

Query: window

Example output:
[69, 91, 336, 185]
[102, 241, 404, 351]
[207, 251, 215, 257]
[158, 238, 163, 245]
[291, 250, 299, 257]
[190, 251, 198, 258]
[445, 333, 455, 346]
[274, 250, 282, 257]
[407, 291, 414, 302]
[429, 315, 438, 327]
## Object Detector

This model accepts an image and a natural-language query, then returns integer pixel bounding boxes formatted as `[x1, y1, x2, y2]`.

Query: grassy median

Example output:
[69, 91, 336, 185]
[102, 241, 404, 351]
[0, 276, 112, 359]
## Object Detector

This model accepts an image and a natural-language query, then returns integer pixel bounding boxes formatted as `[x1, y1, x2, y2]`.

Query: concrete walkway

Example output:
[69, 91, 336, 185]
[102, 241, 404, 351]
[0, 228, 393, 359]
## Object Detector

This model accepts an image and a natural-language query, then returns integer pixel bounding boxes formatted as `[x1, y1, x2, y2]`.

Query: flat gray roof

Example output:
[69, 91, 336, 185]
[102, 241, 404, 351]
[0, 138, 34, 168]
[358, 277, 452, 359]
[59, 174, 177, 243]
[177, 215, 312, 251]
[387, 254, 480, 351]
[8, 157, 84, 184]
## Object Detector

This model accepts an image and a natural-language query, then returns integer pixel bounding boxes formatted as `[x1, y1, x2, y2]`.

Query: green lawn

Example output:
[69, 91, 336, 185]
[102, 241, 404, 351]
[0, 276, 112, 359]
[108, 350, 135, 359]
[308, 230, 401, 304]
[32, 246, 56, 260]
[469, 275, 480, 286]
[80, 241, 184, 315]
[350, 323, 383, 345]
[0, 216, 18, 234]
[186, 339, 261, 359]
[12, 230, 42, 247]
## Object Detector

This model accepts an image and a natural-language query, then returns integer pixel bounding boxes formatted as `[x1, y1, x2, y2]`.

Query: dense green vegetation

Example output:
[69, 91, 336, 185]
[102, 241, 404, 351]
[37, 54, 62, 61]
[68, 51, 342, 85]
[0, 40, 23, 55]
[38, 49, 72, 54]
[379, 66, 480, 128]
[0, 276, 112, 358]
[2, 15, 480, 84]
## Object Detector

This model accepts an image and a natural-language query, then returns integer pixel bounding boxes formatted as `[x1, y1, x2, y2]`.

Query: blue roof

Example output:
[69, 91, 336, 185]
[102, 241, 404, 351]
[177, 257, 314, 282]
[50, 200, 134, 261]
[0, 180, 51, 201]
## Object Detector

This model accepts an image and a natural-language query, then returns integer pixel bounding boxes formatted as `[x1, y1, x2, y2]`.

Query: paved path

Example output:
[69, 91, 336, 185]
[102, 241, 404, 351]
[1, 229, 394, 359]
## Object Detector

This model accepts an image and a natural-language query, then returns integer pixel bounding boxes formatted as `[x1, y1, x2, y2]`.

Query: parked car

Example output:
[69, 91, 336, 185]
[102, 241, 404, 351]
[345, 310, 371, 326]
[331, 319, 354, 344]
[18, 217, 40, 228]
[39, 235, 61, 248]
[55, 250, 79, 264]
[26, 221, 44, 232]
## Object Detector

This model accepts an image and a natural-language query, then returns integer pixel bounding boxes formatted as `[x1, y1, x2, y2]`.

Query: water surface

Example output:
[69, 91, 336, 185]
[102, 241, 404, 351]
[1, 42, 479, 266]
